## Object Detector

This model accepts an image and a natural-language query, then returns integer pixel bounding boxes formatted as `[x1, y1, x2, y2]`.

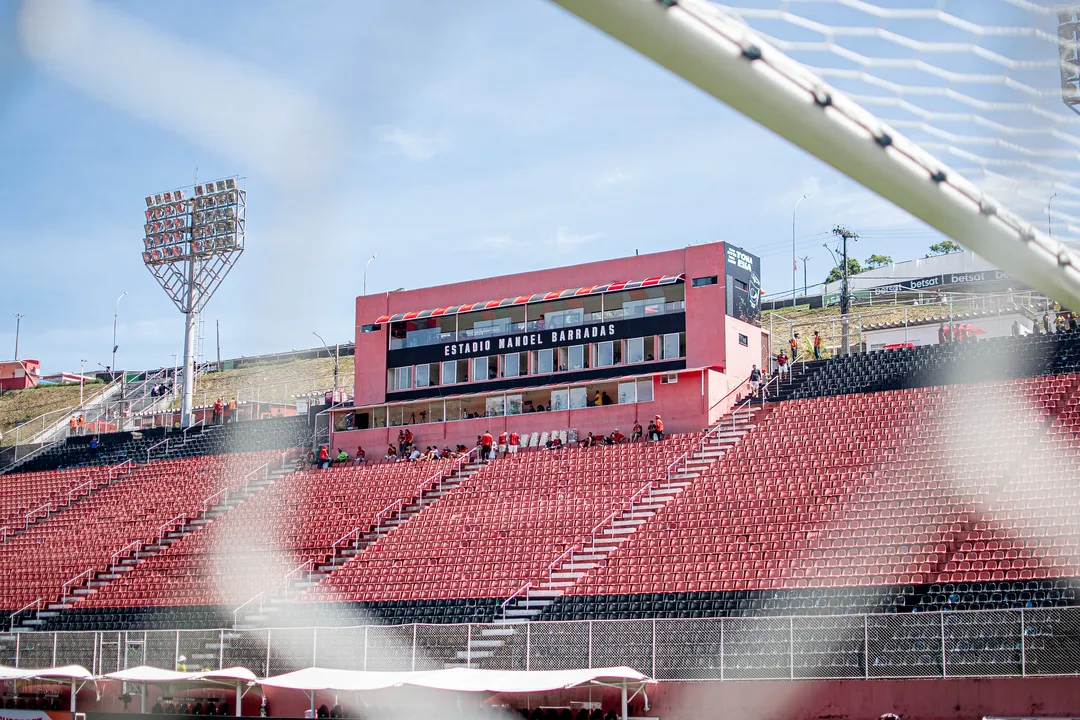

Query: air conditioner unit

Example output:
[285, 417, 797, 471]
[660, 373, 678, 384]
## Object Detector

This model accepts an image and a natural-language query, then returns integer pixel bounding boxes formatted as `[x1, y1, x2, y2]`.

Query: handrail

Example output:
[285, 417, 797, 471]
[61, 568, 95, 600]
[501, 582, 533, 618]
[202, 488, 228, 512]
[67, 478, 96, 504]
[240, 462, 270, 492]
[708, 371, 755, 415]
[25, 501, 53, 526]
[232, 557, 317, 623]
[329, 527, 362, 560]
[146, 438, 168, 463]
[8, 599, 42, 631]
[111, 539, 143, 566]
[546, 546, 577, 577]
[156, 513, 187, 543]
[279, 559, 314, 601]
[108, 458, 134, 481]
[373, 498, 404, 527]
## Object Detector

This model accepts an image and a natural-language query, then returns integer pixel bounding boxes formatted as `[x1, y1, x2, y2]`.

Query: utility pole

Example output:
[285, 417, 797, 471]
[792, 194, 810, 308]
[799, 255, 812, 298]
[79, 359, 87, 404]
[832, 225, 860, 356]
[12, 313, 23, 360]
[216, 320, 221, 369]
[312, 332, 338, 402]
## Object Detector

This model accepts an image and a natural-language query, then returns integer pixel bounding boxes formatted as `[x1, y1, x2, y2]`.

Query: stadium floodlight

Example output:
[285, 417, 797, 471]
[553, 0, 1080, 310]
[1060, 8, 1080, 116]
[141, 176, 246, 427]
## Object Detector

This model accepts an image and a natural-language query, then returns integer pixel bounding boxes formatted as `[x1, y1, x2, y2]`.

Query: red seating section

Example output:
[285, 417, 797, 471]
[82, 459, 460, 607]
[0, 452, 276, 610]
[0, 466, 114, 535]
[306, 436, 696, 603]
[572, 376, 1080, 596]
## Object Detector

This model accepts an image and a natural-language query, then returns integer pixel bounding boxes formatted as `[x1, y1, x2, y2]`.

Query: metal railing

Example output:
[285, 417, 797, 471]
[61, 569, 95, 602]
[6, 599, 41, 631]
[145, 438, 169, 463]
[9, 606, 1080, 678]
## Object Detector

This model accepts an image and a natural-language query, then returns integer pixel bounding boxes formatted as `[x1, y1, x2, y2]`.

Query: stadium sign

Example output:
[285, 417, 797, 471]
[388, 312, 686, 367]
[868, 268, 1015, 296]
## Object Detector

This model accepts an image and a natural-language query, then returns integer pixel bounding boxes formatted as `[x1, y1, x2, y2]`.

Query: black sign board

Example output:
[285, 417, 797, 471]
[387, 312, 686, 369]
[725, 245, 761, 326]
[868, 269, 1014, 296]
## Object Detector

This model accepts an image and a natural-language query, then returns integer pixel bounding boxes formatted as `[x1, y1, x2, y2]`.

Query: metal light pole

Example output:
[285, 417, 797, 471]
[12, 313, 23, 360]
[79, 359, 87, 404]
[364, 255, 377, 296]
[1049, 192, 1059, 237]
[793, 194, 809, 307]
[313, 331, 338, 401]
[800, 255, 812, 297]
[112, 292, 128, 379]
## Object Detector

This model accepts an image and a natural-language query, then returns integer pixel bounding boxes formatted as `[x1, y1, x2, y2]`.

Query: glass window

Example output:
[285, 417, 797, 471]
[390, 316, 456, 350]
[390, 366, 411, 390]
[486, 395, 505, 417]
[598, 341, 614, 367]
[442, 360, 457, 385]
[388, 405, 405, 426]
[738, 333, 749, 347]
[458, 306, 526, 340]
[428, 401, 445, 423]
[603, 284, 684, 320]
[627, 337, 644, 364]
[569, 386, 588, 409]
[503, 352, 524, 378]
[472, 356, 498, 382]
[506, 394, 523, 415]
[568, 345, 586, 371]
[537, 348, 553, 374]
[445, 398, 463, 421]
[415, 364, 429, 388]
[528, 296, 603, 331]
[618, 381, 636, 404]
[551, 388, 569, 411]
[637, 378, 654, 402]
[662, 333, 682, 360]
[371, 406, 387, 428]
[692, 276, 718, 287]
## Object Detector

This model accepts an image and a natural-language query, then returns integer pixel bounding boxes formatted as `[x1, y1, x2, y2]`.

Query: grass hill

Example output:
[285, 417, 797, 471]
[182, 356, 354, 408]
[0, 381, 106, 446]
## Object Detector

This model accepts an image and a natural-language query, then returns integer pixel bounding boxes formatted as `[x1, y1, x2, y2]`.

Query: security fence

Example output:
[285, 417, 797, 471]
[2, 607, 1078, 681]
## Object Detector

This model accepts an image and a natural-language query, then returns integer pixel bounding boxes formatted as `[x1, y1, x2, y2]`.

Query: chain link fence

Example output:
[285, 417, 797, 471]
[2, 607, 1080, 680]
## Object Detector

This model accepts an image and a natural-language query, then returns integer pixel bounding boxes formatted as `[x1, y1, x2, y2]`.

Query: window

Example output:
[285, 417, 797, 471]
[551, 388, 569, 411]
[568, 345, 585, 371]
[458, 306, 525, 340]
[738, 333, 749, 347]
[692, 276, 718, 288]
[471, 356, 498, 382]
[617, 378, 654, 404]
[360, 323, 380, 333]
[415, 364, 429, 388]
[503, 352, 525, 378]
[537, 348, 554, 374]
[428, 401, 445, 423]
[389, 366, 412, 391]
[627, 337, 644, 364]
[734, 278, 749, 292]
[442, 359, 467, 385]
[506, 394, 523, 415]
[597, 341, 621, 367]
[486, 395, 505, 417]
[661, 333, 684, 360]
[569, 386, 588, 409]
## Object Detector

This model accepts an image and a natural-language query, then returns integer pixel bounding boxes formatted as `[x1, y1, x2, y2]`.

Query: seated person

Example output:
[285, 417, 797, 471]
[386, 445, 397, 460]
[335, 448, 349, 464]
[546, 435, 563, 450]
[607, 428, 625, 444]
[631, 422, 643, 442]
[582, 432, 597, 447]
[354, 446, 365, 463]
[408, 447, 421, 461]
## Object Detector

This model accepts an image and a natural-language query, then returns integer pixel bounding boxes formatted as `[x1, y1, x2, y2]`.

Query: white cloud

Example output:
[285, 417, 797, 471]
[377, 127, 454, 161]
[598, 167, 633, 186]
[552, 226, 601, 250]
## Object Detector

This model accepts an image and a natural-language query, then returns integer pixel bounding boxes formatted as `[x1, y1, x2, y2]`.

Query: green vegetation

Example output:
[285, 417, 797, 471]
[927, 240, 963, 256]
[0, 381, 105, 446]
[180, 356, 355, 408]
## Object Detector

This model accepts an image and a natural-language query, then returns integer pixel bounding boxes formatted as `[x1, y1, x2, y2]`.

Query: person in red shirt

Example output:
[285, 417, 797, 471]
[480, 431, 494, 461]
[497, 431, 508, 456]
[654, 414, 665, 441]
[812, 331, 822, 359]
[508, 430, 520, 454]
[317, 445, 330, 470]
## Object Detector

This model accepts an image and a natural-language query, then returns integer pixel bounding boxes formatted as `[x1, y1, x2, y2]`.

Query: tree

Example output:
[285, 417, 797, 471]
[926, 240, 962, 256]
[864, 254, 892, 269]
[825, 258, 863, 284]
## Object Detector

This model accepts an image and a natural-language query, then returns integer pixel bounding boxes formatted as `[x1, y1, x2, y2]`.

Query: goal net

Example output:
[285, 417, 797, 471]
[554, 0, 1080, 307]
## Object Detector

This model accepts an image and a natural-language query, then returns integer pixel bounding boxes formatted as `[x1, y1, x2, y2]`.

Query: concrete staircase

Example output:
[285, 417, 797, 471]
[234, 455, 487, 628]
[9, 461, 292, 633]
[448, 408, 764, 667]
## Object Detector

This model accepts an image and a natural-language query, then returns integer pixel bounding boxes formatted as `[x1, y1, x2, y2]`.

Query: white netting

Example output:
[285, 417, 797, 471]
[714, 0, 1080, 243]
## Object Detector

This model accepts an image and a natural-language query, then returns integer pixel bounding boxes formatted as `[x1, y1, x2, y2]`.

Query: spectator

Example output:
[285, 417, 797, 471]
[1033, 320, 1043, 336]
[176, 655, 187, 671]
[654, 414, 665, 441]
[386, 445, 397, 460]
[583, 432, 597, 448]
[1072, 312, 1079, 332]
[508, 430, 520, 454]
[1057, 313, 1067, 333]
[480, 430, 494, 461]
[404, 427, 414, 449]
[228, 398, 238, 423]
[938, 323, 946, 344]
[546, 435, 563, 450]
[789, 333, 798, 357]
[1011, 320, 1020, 337]
[749, 365, 762, 397]
[607, 428, 625, 444]
[397, 430, 407, 457]
[1044, 312, 1052, 334]
[536, 404, 545, 412]
[354, 446, 366, 463]
[90, 437, 99, 451]
[335, 448, 349, 464]
[408, 446, 421, 461]
[647, 420, 657, 441]
[812, 330, 822, 359]
[594, 390, 603, 407]
[498, 431, 508, 456]
[318, 445, 330, 469]
[777, 350, 789, 377]
[602, 391, 613, 406]
[213, 398, 223, 425]
[631, 422, 643, 442]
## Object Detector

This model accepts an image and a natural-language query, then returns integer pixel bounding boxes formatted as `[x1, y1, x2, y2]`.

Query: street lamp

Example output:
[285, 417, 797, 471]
[12, 313, 23, 360]
[1049, 192, 1059, 237]
[793, 194, 810, 307]
[312, 331, 338, 401]
[79, 359, 87, 404]
[112, 291, 128, 379]
[364, 255, 377, 296]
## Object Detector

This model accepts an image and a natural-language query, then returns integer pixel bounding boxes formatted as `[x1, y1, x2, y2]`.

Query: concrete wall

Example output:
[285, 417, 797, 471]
[863, 312, 1031, 350]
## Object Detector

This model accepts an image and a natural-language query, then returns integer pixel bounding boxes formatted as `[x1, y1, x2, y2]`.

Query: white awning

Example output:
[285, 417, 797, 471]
[259, 666, 649, 693]
[0, 665, 95, 683]
[102, 666, 258, 685]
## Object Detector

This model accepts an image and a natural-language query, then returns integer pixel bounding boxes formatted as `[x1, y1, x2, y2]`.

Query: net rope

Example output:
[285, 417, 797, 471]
[713, 0, 1080, 244]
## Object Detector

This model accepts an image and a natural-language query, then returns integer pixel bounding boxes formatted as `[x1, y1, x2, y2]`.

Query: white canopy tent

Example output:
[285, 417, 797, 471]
[259, 666, 651, 720]
[0, 665, 96, 712]
[100, 666, 259, 716]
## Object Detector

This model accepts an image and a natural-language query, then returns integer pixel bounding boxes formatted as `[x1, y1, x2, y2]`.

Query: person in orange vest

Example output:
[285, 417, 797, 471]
[228, 398, 238, 423]
[69, 416, 77, 435]
[653, 414, 665, 441]
[812, 330, 822, 360]
[789, 334, 798, 358]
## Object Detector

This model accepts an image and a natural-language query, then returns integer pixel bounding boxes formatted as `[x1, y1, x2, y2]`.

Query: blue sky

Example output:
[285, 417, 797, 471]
[0, 0, 957, 375]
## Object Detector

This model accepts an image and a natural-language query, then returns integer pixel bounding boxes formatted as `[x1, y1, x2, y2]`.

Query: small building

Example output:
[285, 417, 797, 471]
[0, 359, 41, 391]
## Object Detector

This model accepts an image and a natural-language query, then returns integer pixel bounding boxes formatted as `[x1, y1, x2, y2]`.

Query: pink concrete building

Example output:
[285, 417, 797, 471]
[330, 242, 766, 453]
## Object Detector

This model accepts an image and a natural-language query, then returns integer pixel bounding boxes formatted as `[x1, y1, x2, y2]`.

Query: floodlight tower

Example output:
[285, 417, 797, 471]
[1059, 9, 1080, 116]
[141, 177, 246, 427]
